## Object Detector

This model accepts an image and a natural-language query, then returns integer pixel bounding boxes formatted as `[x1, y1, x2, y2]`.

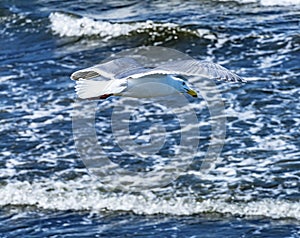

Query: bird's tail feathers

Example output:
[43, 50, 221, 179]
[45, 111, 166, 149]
[75, 79, 108, 99]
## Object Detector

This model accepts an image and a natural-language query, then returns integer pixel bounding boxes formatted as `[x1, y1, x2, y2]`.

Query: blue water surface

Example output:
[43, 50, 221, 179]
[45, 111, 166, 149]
[1, 0, 300, 237]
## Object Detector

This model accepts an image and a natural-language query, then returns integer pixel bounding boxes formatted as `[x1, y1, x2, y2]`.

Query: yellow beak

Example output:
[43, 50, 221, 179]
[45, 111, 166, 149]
[186, 89, 198, 98]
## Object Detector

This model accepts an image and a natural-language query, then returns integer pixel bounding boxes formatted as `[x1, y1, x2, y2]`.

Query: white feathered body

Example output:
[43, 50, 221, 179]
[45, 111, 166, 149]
[120, 75, 180, 98]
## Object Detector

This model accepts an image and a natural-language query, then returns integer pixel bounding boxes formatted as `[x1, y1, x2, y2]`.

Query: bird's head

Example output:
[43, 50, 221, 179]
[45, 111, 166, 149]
[172, 77, 198, 98]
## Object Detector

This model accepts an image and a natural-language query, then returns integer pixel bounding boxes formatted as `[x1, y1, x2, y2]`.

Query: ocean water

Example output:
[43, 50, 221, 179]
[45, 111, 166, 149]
[1, 0, 300, 237]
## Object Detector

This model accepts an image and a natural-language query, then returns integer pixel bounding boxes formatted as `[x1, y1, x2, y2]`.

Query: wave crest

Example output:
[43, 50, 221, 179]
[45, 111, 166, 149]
[49, 12, 210, 41]
[1, 179, 300, 220]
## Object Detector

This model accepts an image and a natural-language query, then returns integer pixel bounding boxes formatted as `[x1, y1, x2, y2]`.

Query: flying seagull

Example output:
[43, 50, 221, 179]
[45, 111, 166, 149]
[71, 57, 245, 100]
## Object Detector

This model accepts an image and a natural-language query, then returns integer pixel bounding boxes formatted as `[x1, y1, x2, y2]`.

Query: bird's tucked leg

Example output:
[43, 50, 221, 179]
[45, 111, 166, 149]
[87, 94, 113, 100]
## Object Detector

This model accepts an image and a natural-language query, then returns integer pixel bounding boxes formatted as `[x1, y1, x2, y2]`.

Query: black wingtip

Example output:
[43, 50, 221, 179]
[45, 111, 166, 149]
[239, 77, 247, 83]
[70, 70, 100, 81]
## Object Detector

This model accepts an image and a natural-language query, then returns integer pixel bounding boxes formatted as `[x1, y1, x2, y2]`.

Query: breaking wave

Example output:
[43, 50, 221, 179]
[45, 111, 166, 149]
[49, 12, 212, 41]
[1, 179, 300, 220]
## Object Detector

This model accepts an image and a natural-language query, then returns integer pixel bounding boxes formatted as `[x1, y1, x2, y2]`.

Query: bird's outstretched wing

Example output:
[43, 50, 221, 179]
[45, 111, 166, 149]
[70, 57, 145, 81]
[128, 59, 246, 82]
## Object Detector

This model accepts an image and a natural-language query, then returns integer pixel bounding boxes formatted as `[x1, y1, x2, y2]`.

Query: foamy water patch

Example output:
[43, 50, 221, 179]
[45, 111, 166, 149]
[0, 75, 19, 83]
[1, 179, 300, 220]
[49, 12, 138, 38]
[260, 0, 300, 6]
[219, 0, 300, 5]
[49, 12, 206, 41]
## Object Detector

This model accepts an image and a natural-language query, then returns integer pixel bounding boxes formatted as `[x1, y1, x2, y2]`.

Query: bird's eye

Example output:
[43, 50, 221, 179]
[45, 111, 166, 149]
[182, 82, 186, 85]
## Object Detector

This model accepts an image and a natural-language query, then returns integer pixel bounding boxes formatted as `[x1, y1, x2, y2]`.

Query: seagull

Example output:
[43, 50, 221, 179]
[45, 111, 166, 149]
[70, 57, 245, 100]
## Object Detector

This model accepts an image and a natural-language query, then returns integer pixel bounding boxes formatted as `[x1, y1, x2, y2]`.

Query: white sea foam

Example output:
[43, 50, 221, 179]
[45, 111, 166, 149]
[49, 12, 138, 38]
[0, 179, 299, 220]
[260, 0, 300, 6]
[50, 12, 177, 39]
[0, 75, 19, 82]
[49, 12, 208, 41]
[220, 0, 300, 5]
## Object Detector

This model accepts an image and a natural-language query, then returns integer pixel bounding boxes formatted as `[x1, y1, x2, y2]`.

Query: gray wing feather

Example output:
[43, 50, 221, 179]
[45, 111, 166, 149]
[129, 60, 246, 82]
[71, 57, 245, 83]
[70, 57, 145, 81]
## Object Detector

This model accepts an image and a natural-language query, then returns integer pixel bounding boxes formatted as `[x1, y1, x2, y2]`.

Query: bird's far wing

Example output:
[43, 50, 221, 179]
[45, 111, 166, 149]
[128, 60, 246, 83]
[70, 57, 145, 81]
